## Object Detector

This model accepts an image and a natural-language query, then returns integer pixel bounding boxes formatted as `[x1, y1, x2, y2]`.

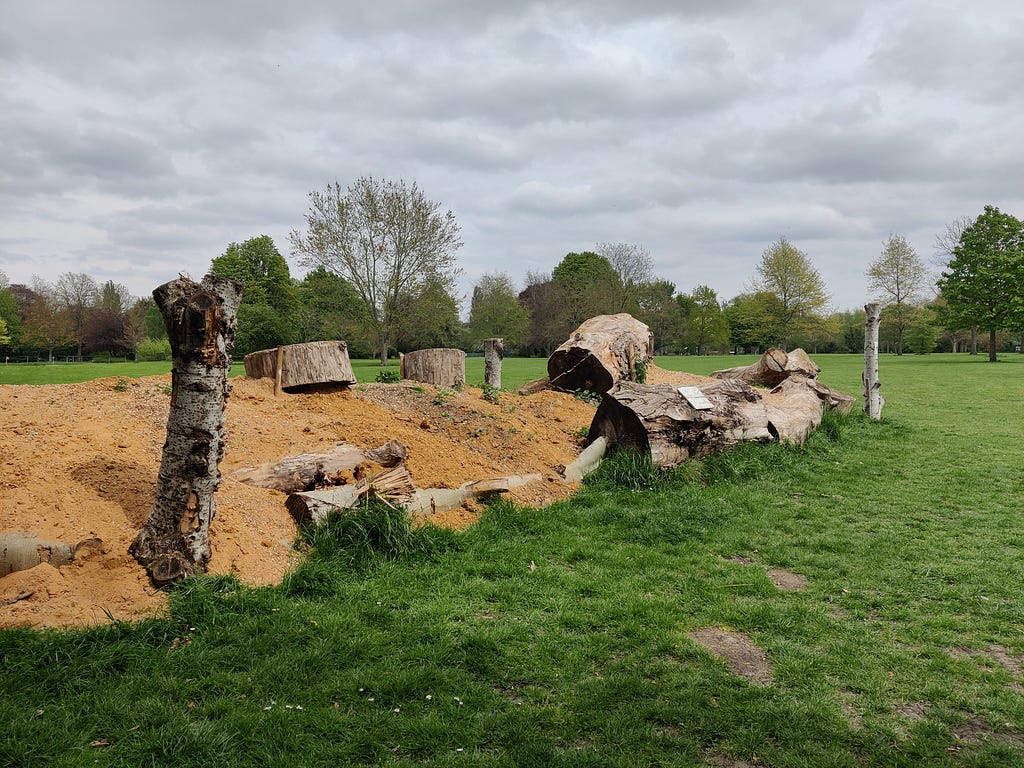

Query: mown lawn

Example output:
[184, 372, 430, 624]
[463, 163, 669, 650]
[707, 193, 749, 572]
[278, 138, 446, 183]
[2, 354, 1022, 766]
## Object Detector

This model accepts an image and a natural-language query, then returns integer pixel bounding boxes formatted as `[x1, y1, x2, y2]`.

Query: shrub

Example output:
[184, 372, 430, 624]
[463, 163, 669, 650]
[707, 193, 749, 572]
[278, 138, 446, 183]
[136, 338, 172, 361]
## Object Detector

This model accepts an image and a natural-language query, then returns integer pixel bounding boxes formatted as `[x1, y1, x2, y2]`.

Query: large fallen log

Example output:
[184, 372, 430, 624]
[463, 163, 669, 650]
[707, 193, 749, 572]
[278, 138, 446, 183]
[711, 347, 820, 388]
[587, 375, 847, 468]
[244, 341, 356, 392]
[548, 313, 654, 394]
[1, 533, 102, 577]
[230, 440, 408, 493]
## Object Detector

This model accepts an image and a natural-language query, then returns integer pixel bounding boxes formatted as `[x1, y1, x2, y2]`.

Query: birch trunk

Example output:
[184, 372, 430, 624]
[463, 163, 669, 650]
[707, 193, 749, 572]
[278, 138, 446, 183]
[483, 338, 503, 389]
[130, 275, 242, 585]
[863, 302, 883, 420]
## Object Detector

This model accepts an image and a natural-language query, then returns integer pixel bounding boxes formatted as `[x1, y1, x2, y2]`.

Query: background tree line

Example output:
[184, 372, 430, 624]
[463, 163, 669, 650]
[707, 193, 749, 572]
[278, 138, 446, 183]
[3, 184, 1021, 363]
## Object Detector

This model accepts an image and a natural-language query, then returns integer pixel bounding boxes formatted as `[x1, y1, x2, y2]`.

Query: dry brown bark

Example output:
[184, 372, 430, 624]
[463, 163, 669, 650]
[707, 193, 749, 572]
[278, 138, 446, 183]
[711, 347, 820, 387]
[129, 275, 242, 586]
[229, 440, 409, 493]
[547, 313, 654, 394]
[588, 374, 851, 468]
[243, 341, 356, 392]
[401, 348, 466, 387]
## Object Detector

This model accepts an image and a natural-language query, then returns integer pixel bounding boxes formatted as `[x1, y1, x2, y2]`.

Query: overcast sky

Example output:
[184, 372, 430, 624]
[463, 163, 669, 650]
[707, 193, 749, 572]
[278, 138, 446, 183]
[2, 1, 1022, 313]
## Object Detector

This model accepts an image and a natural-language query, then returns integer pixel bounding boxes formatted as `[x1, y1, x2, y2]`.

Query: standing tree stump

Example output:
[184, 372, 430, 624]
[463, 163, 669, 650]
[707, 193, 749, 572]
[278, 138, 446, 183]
[483, 338, 503, 389]
[130, 275, 242, 586]
[863, 303, 883, 419]
[244, 341, 356, 392]
[401, 348, 466, 388]
[547, 313, 654, 394]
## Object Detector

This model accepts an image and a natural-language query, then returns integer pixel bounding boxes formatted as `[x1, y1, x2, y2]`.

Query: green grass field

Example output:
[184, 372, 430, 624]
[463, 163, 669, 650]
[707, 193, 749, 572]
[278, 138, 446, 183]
[2, 354, 1023, 766]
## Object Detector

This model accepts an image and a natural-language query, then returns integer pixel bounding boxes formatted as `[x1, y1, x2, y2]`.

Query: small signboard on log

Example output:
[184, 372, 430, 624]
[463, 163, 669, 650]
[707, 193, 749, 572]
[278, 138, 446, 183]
[677, 385, 713, 410]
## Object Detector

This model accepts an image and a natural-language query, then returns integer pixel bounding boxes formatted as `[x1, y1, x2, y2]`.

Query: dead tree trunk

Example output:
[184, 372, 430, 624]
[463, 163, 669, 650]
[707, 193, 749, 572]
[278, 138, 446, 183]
[863, 303, 883, 419]
[402, 348, 466, 388]
[711, 348, 820, 387]
[547, 313, 654, 393]
[483, 338, 503, 389]
[589, 375, 850, 468]
[243, 341, 356, 391]
[130, 275, 242, 586]
[230, 440, 408, 493]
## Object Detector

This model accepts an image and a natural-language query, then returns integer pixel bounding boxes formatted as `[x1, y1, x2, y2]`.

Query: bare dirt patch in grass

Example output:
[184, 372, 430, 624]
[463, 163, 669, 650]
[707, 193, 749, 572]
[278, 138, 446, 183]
[1, 376, 596, 628]
[765, 568, 808, 591]
[687, 627, 772, 685]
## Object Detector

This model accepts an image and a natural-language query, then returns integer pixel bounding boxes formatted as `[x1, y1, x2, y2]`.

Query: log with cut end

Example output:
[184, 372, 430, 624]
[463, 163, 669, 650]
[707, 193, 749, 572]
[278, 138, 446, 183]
[401, 348, 466, 388]
[548, 313, 654, 394]
[588, 376, 840, 468]
[1, 533, 102, 577]
[243, 341, 356, 391]
[230, 440, 408, 493]
[711, 348, 820, 388]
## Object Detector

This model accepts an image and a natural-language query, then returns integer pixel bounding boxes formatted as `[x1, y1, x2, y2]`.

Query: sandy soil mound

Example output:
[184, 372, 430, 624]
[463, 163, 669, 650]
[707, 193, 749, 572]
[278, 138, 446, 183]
[1, 374, 605, 629]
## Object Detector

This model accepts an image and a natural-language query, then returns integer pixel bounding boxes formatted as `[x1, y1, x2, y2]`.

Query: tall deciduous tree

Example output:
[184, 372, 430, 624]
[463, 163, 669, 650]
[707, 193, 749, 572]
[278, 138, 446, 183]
[752, 238, 829, 350]
[22, 279, 73, 361]
[54, 272, 99, 360]
[468, 272, 529, 348]
[295, 267, 372, 356]
[290, 177, 462, 364]
[636, 279, 683, 354]
[596, 241, 652, 312]
[687, 285, 728, 355]
[866, 234, 929, 355]
[551, 251, 621, 328]
[937, 205, 1024, 362]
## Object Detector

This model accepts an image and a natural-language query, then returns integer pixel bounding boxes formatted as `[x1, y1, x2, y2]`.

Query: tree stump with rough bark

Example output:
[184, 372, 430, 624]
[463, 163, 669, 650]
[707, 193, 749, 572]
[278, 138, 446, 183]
[129, 275, 242, 586]
[401, 348, 466, 388]
[243, 341, 356, 391]
[711, 348, 820, 388]
[483, 338, 503, 389]
[547, 313, 654, 394]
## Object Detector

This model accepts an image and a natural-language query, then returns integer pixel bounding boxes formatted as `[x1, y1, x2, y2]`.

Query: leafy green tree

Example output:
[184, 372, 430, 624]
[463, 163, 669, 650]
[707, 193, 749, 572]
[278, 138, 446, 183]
[295, 267, 373, 356]
[144, 302, 167, 340]
[0, 317, 9, 347]
[22, 279, 73, 361]
[687, 285, 728, 355]
[833, 309, 867, 353]
[468, 272, 529, 348]
[211, 235, 298, 353]
[394, 278, 463, 353]
[903, 305, 940, 354]
[867, 234, 930, 355]
[0, 282, 22, 348]
[752, 238, 830, 349]
[551, 251, 621, 328]
[937, 205, 1024, 362]
[97, 280, 133, 314]
[724, 292, 783, 353]
[636, 280, 684, 354]
[290, 177, 463, 364]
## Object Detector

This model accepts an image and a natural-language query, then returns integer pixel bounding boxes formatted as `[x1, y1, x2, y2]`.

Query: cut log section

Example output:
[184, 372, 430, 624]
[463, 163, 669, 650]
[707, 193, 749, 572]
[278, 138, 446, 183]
[548, 313, 654, 394]
[1, 533, 102, 577]
[588, 375, 845, 468]
[230, 440, 408, 493]
[243, 341, 356, 391]
[711, 347, 820, 388]
[401, 348, 466, 388]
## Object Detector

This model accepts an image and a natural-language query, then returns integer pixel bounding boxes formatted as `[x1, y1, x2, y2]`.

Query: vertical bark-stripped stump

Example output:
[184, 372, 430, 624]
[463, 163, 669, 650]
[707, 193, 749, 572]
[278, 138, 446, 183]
[547, 313, 654, 394]
[863, 303, 883, 419]
[483, 338, 503, 389]
[243, 341, 356, 392]
[130, 275, 242, 586]
[402, 348, 466, 388]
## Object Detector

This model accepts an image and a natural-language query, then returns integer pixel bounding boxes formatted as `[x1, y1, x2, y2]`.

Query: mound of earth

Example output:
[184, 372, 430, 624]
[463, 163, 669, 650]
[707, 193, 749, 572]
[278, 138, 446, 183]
[0, 374, 614, 629]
